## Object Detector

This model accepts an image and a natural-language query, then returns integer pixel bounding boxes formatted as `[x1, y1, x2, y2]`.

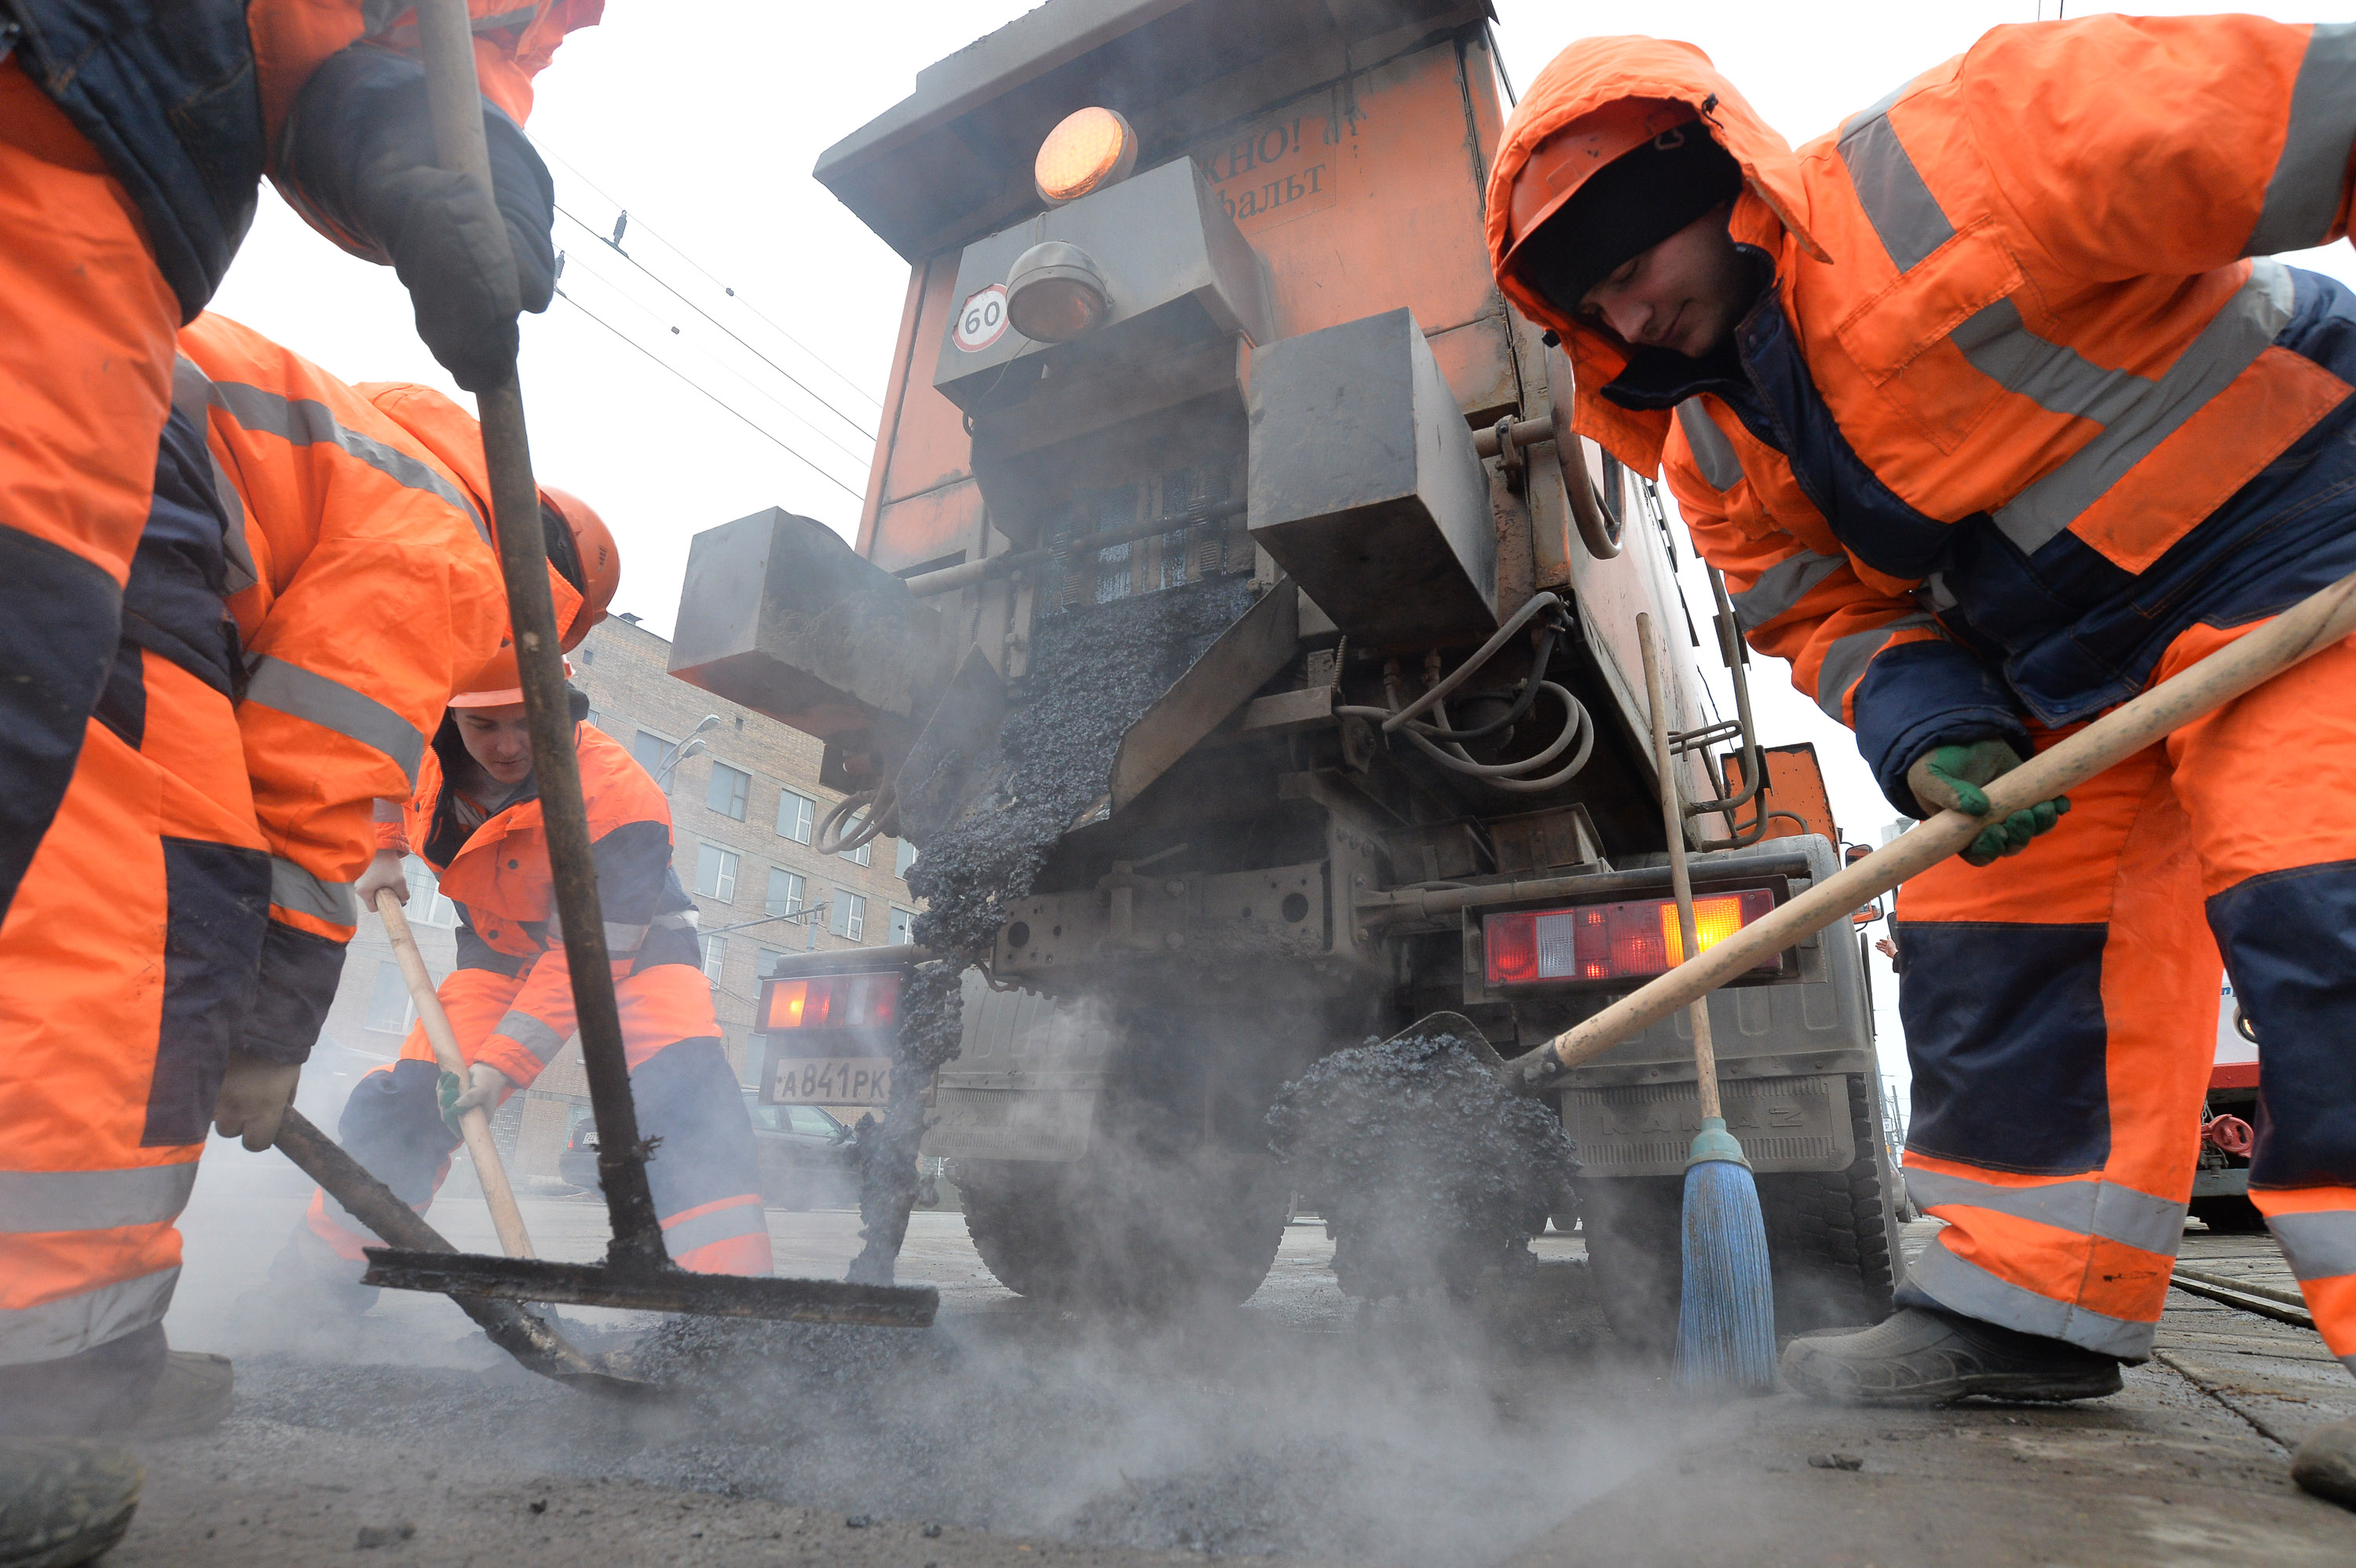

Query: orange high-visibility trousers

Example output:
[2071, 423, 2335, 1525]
[1893, 617, 2356, 1370]
[302, 962, 774, 1278]
[0, 61, 185, 923]
[0, 654, 270, 1433]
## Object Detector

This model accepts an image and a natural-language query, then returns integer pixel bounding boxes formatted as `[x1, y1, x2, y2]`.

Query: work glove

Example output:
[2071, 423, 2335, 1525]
[354, 850, 410, 912]
[1906, 740, 2069, 868]
[438, 1062, 514, 1137]
[213, 1050, 303, 1152]
[280, 46, 557, 392]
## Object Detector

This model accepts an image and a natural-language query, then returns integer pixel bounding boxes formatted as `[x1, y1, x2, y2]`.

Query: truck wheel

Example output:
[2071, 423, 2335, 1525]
[2190, 1193, 2268, 1234]
[955, 1145, 1288, 1312]
[1579, 1075, 1899, 1351]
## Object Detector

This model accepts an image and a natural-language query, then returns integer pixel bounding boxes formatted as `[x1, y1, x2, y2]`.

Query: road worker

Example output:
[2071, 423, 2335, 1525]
[0, 6, 594, 1552]
[1487, 16, 2356, 1502]
[273, 656, 775, 1299]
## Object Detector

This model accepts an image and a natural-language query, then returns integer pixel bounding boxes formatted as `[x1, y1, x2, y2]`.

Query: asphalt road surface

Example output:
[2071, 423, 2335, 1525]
[104, 1136, 2356, 1566]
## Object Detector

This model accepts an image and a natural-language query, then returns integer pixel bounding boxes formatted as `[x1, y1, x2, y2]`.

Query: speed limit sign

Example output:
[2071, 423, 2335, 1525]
[953, 284, 1009, 352]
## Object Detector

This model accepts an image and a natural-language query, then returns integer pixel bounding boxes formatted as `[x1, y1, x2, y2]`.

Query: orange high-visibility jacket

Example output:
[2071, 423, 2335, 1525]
[7, 0, 599, 320]
[1489, 20, 2356, 813]
[177, 315, 511, 1044]
[381, 719, 707, 1087]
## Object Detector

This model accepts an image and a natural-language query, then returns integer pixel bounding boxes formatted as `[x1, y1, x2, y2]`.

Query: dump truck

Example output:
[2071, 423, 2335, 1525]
[670, 0, 1903, 1342]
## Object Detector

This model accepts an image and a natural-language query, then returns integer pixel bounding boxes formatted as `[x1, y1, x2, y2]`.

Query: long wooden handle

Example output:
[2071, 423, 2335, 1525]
[375, 888, 536, 1259]
[1530, 567, 2356, 1080]
[1637, 614, 1723, 1121]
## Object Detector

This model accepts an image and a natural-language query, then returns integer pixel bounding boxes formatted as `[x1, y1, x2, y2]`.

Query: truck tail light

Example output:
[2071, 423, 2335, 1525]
[1483, 889, 1778, 988]
[761, 972, 900, 1031]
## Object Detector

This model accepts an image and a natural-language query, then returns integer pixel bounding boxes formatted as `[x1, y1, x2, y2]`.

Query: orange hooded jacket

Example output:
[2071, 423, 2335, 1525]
[1489, 19, 2356, 813]
[380, 718, 708, 1087]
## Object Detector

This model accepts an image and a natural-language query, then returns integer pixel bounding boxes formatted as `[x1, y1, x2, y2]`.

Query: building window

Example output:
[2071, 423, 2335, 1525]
[585, 707, 606, 733]
[631, 729, 671, 783]
[404, 857, 456, 928]
[758, 947, 787, 979]
[706, 761, 750, 821]
[700, 933, 727, 984]
[777, 789, 814, 844]
[765, 867, 805, 918]
[365, 961, 414, 1034]
[894, 838, 916, 879]
[887, 906, 914, 945]
[579, 646, 594, 666]
[839, 837, 871, 867]
[694, 843, 739, 903]
[832, 889, 865, 942]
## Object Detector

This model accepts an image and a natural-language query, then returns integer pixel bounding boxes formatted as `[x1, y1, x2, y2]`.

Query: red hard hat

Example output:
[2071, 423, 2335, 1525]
[541, 486, 618, 649]
[1496, 97, 1699, 295]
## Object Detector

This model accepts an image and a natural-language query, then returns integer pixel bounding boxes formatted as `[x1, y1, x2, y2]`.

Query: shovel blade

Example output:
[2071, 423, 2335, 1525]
[1381, 1011, 1511, 1076]
[362, 1248, 939, 1329]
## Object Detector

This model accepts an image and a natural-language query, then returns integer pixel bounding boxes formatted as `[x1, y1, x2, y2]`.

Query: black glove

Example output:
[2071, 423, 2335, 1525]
[279, 44, 556, 391]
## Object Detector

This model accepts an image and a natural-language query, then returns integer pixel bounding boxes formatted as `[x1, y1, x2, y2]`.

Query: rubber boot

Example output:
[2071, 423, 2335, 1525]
[2292, 1416, 2356, 1510]
[1780, 1305, 2124, 1405]
[125, 1353, 232, 1440]
[0, 1439, 142, 1568]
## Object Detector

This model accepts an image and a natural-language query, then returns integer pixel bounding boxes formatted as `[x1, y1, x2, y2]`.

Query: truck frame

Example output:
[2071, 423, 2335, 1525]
[672, 0, 1903, 1338]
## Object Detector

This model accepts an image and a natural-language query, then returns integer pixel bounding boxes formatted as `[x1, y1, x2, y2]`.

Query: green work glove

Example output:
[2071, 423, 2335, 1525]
[1905, 740, 2069, 868]
[437, 1062, 512, 1139]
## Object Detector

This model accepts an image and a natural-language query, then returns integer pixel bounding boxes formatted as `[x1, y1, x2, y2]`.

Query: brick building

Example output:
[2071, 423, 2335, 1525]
[312, 610, 920, 1178]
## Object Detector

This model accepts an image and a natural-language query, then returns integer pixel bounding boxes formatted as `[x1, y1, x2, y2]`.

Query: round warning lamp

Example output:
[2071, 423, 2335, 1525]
[1035, 106, 1138, 205]
[1004, 241, 1113, 343]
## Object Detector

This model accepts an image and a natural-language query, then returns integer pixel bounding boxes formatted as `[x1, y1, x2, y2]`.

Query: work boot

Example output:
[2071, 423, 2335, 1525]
[1780, 1306, 2124, 1405]
[125, 1353, 232, 1440]
[0, 1438, 142, 1568]
[2292, 1415, 2356, 1509]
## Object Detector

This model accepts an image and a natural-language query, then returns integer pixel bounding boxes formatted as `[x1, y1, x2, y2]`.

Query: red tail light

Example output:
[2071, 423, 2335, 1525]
[761, 972, 900, 1031]
[1483, 889, 1777, 988]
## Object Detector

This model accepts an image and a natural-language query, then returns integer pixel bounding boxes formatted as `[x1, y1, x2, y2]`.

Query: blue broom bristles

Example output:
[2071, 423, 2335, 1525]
[1675, 1122, 1777, 1392]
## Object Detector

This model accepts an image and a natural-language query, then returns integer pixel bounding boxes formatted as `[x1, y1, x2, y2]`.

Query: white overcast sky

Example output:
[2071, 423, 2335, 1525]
[208, 1, 2356, 1102]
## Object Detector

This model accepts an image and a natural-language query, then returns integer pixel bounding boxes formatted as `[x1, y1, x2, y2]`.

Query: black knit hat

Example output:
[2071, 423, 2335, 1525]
[1517, 126, 1744, 316]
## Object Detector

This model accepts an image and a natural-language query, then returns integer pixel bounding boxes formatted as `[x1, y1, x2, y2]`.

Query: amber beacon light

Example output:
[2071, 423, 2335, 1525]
[1034, 105, 1137, 204]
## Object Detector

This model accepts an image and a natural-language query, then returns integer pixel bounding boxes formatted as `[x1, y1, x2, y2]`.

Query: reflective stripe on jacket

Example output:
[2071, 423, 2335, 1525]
[388, 718, 704, 1086]
[2, 0, 598, 317]
[1489, 20, 2356, 812]
[178, 313, 511, 958]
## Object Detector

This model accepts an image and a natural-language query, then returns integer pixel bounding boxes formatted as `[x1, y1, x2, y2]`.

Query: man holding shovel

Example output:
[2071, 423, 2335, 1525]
[1488, 16, 2356, 1500]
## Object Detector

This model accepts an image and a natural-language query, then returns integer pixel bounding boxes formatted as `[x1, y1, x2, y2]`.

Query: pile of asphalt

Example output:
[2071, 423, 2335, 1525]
[1268, 1032, 1580, 1300]
[848, 576, 1261, 1283]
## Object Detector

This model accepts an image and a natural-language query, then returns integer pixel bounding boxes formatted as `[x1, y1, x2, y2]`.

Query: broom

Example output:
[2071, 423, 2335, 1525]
[1635, 614, 1776, 1391]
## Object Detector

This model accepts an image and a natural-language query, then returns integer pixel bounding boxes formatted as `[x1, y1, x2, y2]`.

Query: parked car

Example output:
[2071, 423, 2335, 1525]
[557, 1093, 859, 1211]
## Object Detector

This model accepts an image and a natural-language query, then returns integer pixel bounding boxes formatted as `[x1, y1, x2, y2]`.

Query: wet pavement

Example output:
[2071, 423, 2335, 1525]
[108, 1139, 2356, 1565]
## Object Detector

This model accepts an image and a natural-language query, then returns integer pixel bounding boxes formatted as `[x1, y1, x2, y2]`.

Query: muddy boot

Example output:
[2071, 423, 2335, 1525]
[2292, 1416, 2356, 1509]
[0, 1438, 142, 1568]
[1780, 1306, 2124, 1405]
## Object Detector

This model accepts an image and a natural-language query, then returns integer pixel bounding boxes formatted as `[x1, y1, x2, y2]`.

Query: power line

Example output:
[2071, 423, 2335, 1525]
[552, 285, 863, 501]
[555, 203, 880, 446]
[537, 142, 887, 415]
[556, 242, 876, 471]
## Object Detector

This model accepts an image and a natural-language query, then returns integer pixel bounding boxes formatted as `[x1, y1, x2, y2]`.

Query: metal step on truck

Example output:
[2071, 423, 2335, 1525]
[668, 0, 1904, 1341]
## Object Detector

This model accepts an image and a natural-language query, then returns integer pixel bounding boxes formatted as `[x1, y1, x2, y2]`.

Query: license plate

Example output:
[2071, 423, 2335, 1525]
[766, 1055, 893, 1106]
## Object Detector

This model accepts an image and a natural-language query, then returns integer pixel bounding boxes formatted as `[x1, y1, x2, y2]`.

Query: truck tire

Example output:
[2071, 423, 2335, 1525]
[955, 1145, 1288, 1312]
[1579, 1074, 1898, 1351]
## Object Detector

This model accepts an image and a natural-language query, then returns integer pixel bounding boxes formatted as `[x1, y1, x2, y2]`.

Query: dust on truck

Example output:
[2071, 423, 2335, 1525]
[671, 0, 1903, 1337]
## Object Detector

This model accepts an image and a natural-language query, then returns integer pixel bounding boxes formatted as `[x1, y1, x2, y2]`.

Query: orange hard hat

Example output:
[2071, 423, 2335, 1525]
[451, 648, 574, 709]
[1496, 97, 1699, 294]
[540, 486, 618, 648]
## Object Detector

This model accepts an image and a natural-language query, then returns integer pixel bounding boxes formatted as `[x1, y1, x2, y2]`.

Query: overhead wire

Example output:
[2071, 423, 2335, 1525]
[551, 283, 863, 501]
[554, 203, 878, 444]
[555, 239, 876, 471]
[536, 141, 884, 416]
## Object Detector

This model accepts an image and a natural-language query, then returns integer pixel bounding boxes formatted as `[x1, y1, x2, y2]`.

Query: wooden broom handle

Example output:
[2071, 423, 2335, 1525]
[375, 887, 536, 1259]
[1527, 567, 2356, 1080]
[1637, 614, 1725, 1121]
